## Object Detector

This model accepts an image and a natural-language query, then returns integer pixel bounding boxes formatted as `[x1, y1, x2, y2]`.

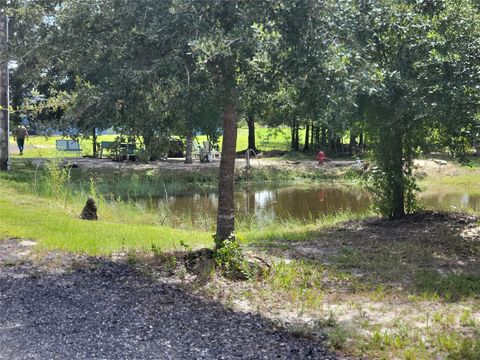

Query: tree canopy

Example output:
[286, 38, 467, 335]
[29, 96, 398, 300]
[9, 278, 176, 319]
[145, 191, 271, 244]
[5, 0, 480, 238]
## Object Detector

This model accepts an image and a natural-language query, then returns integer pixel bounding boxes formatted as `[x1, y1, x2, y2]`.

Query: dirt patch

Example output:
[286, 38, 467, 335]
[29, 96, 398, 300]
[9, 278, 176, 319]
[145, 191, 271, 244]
[415, 158, 479, 177]
[27, 156, 361, 173]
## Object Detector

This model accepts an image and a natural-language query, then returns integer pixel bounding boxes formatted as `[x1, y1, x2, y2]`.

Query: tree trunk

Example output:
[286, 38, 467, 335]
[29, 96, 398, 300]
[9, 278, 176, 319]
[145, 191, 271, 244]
[292, 122, 299, 151]
[390, 130, 405, 219]
[184, 132, 193, 164]
[247, 114, 257, 152]
[349, 131, 357, 147]
[142, 132, 154, 160]
[314, 125, 320, 150]
[291, 119, 296, 150]
[321, 127, 327, 148]
[216, 99, 238, 246]
[349, 129, 357, 155]
[304, 123, 310, 152]
[327, 129, 334, 153]
[310, 122, 317, 148]
[359, 131, 364, 149]
[92, 128, 97, 158]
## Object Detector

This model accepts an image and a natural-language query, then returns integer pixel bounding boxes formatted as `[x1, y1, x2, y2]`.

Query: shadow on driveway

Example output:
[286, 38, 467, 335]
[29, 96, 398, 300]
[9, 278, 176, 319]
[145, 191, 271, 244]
[0, 240, 335, 360]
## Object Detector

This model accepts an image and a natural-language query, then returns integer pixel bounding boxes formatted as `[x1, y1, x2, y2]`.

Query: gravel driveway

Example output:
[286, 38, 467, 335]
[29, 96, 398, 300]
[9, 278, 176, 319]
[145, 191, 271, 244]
[0, 239, 336, 360]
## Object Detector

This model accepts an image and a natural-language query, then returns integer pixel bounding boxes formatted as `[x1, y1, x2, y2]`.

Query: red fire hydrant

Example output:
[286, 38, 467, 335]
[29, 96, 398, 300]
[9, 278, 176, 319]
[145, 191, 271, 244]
[317, 151, 325, 165]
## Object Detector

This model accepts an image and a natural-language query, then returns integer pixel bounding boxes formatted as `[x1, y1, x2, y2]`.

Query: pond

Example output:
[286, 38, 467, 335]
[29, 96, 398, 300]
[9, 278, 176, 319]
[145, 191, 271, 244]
[420, 189, 480, 212]
[143, 184, 480, 222]
[147, 185, 369, 221]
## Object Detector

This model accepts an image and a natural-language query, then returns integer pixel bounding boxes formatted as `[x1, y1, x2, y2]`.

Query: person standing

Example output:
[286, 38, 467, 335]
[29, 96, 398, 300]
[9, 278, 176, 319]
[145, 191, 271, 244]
[12, 125, 28, 155]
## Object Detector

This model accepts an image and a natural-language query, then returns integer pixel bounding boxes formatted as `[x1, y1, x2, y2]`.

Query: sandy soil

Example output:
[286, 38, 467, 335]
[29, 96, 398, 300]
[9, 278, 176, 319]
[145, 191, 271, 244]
[17, 152, 463, 176]
[25, 155, 363, 173]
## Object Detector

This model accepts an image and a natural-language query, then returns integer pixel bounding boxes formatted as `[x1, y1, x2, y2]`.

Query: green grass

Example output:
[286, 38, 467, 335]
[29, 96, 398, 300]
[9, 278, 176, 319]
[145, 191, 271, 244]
[240, 211, 369, 244]
[421, 173, 480, 190]
[197, 126, 297, 153]
[415, 271, 480, 302]
[0, 202, 211, 255]
[0, 187, 212, 255]
[418, 158, 480, 193]
[9, 134, 118, 158]
[9, 126, 306, 158]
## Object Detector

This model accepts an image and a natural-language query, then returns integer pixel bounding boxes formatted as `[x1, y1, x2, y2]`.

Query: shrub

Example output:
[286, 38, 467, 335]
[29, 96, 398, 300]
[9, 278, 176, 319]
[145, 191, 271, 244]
[213, 235, 250, 279]
[44, 157, 71, 199]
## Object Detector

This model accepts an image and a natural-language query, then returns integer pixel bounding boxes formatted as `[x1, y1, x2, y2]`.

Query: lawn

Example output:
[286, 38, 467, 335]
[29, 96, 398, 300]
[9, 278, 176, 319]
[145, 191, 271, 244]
[9, 126, 302, 158]
[0, 168, 212, 255]
[9, 134, 118, 158]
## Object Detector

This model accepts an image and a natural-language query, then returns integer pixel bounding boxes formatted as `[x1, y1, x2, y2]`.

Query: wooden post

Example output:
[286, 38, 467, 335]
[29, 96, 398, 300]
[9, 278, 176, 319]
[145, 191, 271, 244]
[184, 132, 193, 164]
[0, 13, 9, 171]
[92, 128, 98, 158]
[247, 114, 256, 152]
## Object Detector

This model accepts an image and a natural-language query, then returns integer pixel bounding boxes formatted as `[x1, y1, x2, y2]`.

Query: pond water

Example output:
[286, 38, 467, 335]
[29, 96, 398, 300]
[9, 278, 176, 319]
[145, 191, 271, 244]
[143, 184, 480, 221]
[420, 190, 480, 212]
[148, 185, 369, 221]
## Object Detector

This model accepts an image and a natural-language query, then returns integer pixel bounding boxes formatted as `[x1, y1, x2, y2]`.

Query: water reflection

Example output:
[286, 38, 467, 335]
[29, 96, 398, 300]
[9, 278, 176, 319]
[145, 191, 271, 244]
[420, 191, 480, 212]
[147, 185, 372, 221]
[142, 184, 480, 221]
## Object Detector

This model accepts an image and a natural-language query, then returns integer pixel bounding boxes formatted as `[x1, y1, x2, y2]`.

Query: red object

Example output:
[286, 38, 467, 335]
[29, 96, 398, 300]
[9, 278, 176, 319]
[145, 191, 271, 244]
[317, 151, 325, 164]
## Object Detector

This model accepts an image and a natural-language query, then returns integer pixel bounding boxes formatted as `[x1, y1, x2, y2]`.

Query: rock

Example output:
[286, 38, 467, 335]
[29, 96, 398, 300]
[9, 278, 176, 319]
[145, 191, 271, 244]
[19, 240, 37, 247]
[414, 170, 428, 179]
[80, 197, 98, 220]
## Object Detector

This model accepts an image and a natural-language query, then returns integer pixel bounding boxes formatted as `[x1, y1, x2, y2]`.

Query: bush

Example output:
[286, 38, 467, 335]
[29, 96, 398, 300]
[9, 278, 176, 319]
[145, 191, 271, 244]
[213, 236, 251, 279]
[44, 158, 71, 199]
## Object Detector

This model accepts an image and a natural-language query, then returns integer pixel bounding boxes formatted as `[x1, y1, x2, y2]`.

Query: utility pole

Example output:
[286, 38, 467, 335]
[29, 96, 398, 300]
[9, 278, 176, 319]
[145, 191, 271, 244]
[0, 12, 9, 171]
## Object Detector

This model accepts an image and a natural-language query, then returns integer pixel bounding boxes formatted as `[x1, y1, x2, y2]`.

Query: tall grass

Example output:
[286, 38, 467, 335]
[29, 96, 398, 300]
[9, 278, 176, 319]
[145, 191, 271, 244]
[238, 211, 372, 244]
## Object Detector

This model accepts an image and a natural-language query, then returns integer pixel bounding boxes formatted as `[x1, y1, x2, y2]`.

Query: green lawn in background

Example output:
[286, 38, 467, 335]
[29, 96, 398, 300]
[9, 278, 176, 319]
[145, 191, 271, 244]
[9, 134, 118, 158]
[9, 126, 303, 158]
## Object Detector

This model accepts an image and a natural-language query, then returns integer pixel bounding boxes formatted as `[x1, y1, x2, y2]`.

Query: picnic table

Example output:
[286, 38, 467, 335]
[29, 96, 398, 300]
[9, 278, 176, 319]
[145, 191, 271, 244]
[99, 140, 137, 161]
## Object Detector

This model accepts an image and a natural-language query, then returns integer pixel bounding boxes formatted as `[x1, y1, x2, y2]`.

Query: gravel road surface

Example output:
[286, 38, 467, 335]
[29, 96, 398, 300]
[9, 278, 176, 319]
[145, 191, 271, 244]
[0, 239, 336, 360]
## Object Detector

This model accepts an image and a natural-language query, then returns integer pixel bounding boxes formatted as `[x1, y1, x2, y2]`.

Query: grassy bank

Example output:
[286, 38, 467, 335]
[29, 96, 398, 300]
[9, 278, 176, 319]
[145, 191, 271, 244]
[5, 156, 351, 204]
[0, 158, 363, 254]
[0, 183, 212, 255]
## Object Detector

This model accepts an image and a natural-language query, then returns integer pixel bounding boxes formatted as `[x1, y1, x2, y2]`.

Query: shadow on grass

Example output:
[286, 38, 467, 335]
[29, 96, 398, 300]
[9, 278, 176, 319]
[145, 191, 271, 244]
[250, 211, 480, 302]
